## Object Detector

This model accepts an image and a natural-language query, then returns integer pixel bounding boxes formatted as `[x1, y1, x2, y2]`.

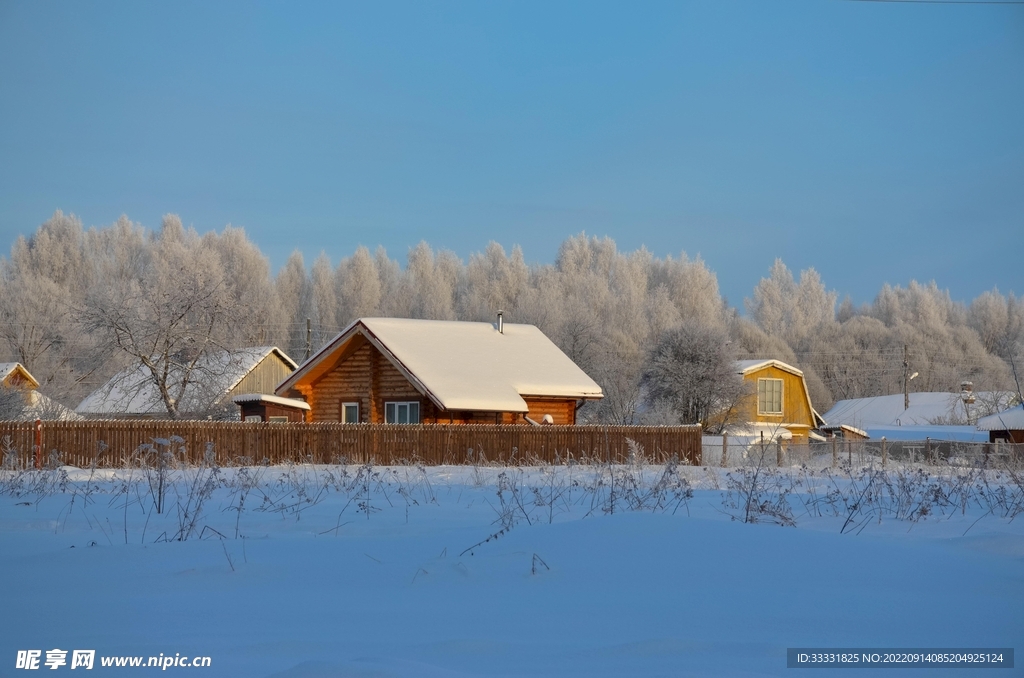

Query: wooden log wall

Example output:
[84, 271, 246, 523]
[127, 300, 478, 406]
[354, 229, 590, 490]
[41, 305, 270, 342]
[0, 421, 703, 468]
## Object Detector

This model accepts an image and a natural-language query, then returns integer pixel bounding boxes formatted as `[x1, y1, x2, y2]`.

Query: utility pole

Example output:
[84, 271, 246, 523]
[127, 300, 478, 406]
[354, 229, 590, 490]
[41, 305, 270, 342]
[305, 318, 312, 361]
[903, 344, 910, 411]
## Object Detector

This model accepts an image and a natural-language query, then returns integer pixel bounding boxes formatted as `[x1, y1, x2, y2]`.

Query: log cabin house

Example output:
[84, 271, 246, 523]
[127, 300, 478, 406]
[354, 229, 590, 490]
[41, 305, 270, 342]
[275, 317, 603, 424]
[732, 359, 825, 444]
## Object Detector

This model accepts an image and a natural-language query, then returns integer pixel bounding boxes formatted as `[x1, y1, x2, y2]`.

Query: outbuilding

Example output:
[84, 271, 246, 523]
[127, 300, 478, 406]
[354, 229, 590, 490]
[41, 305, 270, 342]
[976, 405, 1024, 444]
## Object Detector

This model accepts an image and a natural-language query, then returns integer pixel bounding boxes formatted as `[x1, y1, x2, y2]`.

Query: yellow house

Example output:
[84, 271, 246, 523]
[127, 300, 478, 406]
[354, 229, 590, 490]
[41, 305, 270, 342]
[0, 363, 40, 390]
[734, 359, 824, 444]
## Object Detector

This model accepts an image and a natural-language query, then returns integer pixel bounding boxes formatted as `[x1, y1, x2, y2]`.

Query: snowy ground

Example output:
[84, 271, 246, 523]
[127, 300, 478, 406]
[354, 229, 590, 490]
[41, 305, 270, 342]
[1, 459, 1022, 677]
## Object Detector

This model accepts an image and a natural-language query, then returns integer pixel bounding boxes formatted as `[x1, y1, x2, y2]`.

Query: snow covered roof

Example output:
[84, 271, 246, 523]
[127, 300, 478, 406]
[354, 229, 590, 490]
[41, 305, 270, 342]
[231, 393, 311, 410]
[0, 390, 82, 421]
[862, 425, 988, 443]
[0, 362, 40, 389]
[976, 405, 1024, 431]
[77, 347, 296, 416]
[735, 359, 804, 377]
[822, 391, 1017, 429]
[278, 318, 604, 413]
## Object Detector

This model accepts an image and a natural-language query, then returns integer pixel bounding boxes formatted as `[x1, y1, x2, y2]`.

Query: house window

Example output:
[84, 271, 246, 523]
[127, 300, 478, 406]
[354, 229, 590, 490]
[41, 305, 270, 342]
[268, 416, 289, 423]
[342, 402, 360, 423]
[385, 401, 420, 424]
[758, 378, 783, 415]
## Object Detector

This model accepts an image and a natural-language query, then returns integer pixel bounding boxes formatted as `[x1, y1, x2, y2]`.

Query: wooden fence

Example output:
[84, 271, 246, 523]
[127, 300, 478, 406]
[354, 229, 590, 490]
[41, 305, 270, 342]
[0, 420, 703, 468]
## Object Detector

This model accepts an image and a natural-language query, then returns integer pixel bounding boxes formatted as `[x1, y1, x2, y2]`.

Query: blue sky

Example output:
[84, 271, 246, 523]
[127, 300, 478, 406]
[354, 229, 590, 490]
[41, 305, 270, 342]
[1, 0, 1021, 308]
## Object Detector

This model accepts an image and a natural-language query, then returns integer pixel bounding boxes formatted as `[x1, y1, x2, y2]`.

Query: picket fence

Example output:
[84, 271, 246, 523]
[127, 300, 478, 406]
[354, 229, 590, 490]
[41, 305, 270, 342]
[0, 420, 703, 468]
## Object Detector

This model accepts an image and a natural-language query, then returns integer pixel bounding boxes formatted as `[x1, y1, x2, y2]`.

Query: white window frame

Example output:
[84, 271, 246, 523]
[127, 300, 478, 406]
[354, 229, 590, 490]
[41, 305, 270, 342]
[385, 401, 420, 424]
[267, 415, 289, 424]
[757, 378, 783, 415]
[341, 402, 360, 424]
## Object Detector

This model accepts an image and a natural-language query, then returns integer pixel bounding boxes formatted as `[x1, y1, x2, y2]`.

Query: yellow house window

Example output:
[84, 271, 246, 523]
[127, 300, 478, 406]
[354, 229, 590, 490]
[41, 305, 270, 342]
[758, 378, 783, 415]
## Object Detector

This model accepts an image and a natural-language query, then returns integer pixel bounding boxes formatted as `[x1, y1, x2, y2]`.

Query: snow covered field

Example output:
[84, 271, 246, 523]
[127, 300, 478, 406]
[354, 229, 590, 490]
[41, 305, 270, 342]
[1, 458, 1022, 677]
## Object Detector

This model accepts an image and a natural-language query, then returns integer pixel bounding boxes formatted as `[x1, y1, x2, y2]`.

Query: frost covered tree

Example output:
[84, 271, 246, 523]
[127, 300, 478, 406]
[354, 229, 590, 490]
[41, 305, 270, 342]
[746, 259, 836, 344]
[78, 215, 243, 418]
[406, 242, 460, 320]
[275, 250, 315, 360]
[204, 225, 281, 346]
[969, 290, 1024, 399]
[335, 246, 382, 325]
[310, 252, 338, 346]
[0, 211, 101, 404]
[374, 247, 408, 318]
[3, 214, 1020, 417]
[641, 322, 747, 432]
[460, 242, 530, 321]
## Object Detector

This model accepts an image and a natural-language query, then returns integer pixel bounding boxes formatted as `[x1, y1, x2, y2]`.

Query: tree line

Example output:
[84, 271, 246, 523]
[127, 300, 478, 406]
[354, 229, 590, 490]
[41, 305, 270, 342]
[1, 211, 1021, 424]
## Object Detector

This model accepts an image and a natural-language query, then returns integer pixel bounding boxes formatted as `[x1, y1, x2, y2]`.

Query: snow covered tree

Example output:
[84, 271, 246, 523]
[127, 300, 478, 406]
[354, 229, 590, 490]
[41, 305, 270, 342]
[275, 250, 315, 360]
[335, 246, 382, 325]
[204, 225, 281, 346]
[78, 215, 242, 418]
[746, 259, 835, 344]
[641, 322, 747, 432]
[310, 252, 338, 347]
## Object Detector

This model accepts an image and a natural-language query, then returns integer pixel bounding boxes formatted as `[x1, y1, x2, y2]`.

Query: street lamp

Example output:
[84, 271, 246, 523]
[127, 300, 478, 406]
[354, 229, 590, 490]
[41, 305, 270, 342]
[903, 343, 918, 410]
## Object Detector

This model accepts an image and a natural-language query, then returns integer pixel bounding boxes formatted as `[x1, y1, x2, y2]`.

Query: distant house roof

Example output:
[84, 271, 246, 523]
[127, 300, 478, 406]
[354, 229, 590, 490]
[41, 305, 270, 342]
[77, 347, 296, 416]
[735, 359, 804, 377]
[0, 390, 81, 421]
[0, 362, 40, 389]
[976, 405, 1024, 432]
[277, 318, 604, 413]
[822, 391, 1017, 429]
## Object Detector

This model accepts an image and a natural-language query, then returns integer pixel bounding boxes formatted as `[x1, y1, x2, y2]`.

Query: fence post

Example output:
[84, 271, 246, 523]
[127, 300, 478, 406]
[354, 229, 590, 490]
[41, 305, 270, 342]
[847, 439, 852, 467]
[831, 435, 837, 467]
[925, 437, 931, 465]
[721, 434, 727, 467]
[34, 419, 42, 469]
[776, 438, 783, 467]
[881, 437, 887, 468]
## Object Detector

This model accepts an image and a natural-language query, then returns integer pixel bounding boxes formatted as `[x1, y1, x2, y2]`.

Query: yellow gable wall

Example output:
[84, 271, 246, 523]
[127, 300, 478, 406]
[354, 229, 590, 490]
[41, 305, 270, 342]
[740, 365, 815, 441]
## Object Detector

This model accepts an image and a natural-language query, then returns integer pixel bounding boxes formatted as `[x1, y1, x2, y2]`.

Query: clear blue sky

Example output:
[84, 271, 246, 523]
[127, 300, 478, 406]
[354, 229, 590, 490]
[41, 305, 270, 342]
[1, 0, 1021, 309]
